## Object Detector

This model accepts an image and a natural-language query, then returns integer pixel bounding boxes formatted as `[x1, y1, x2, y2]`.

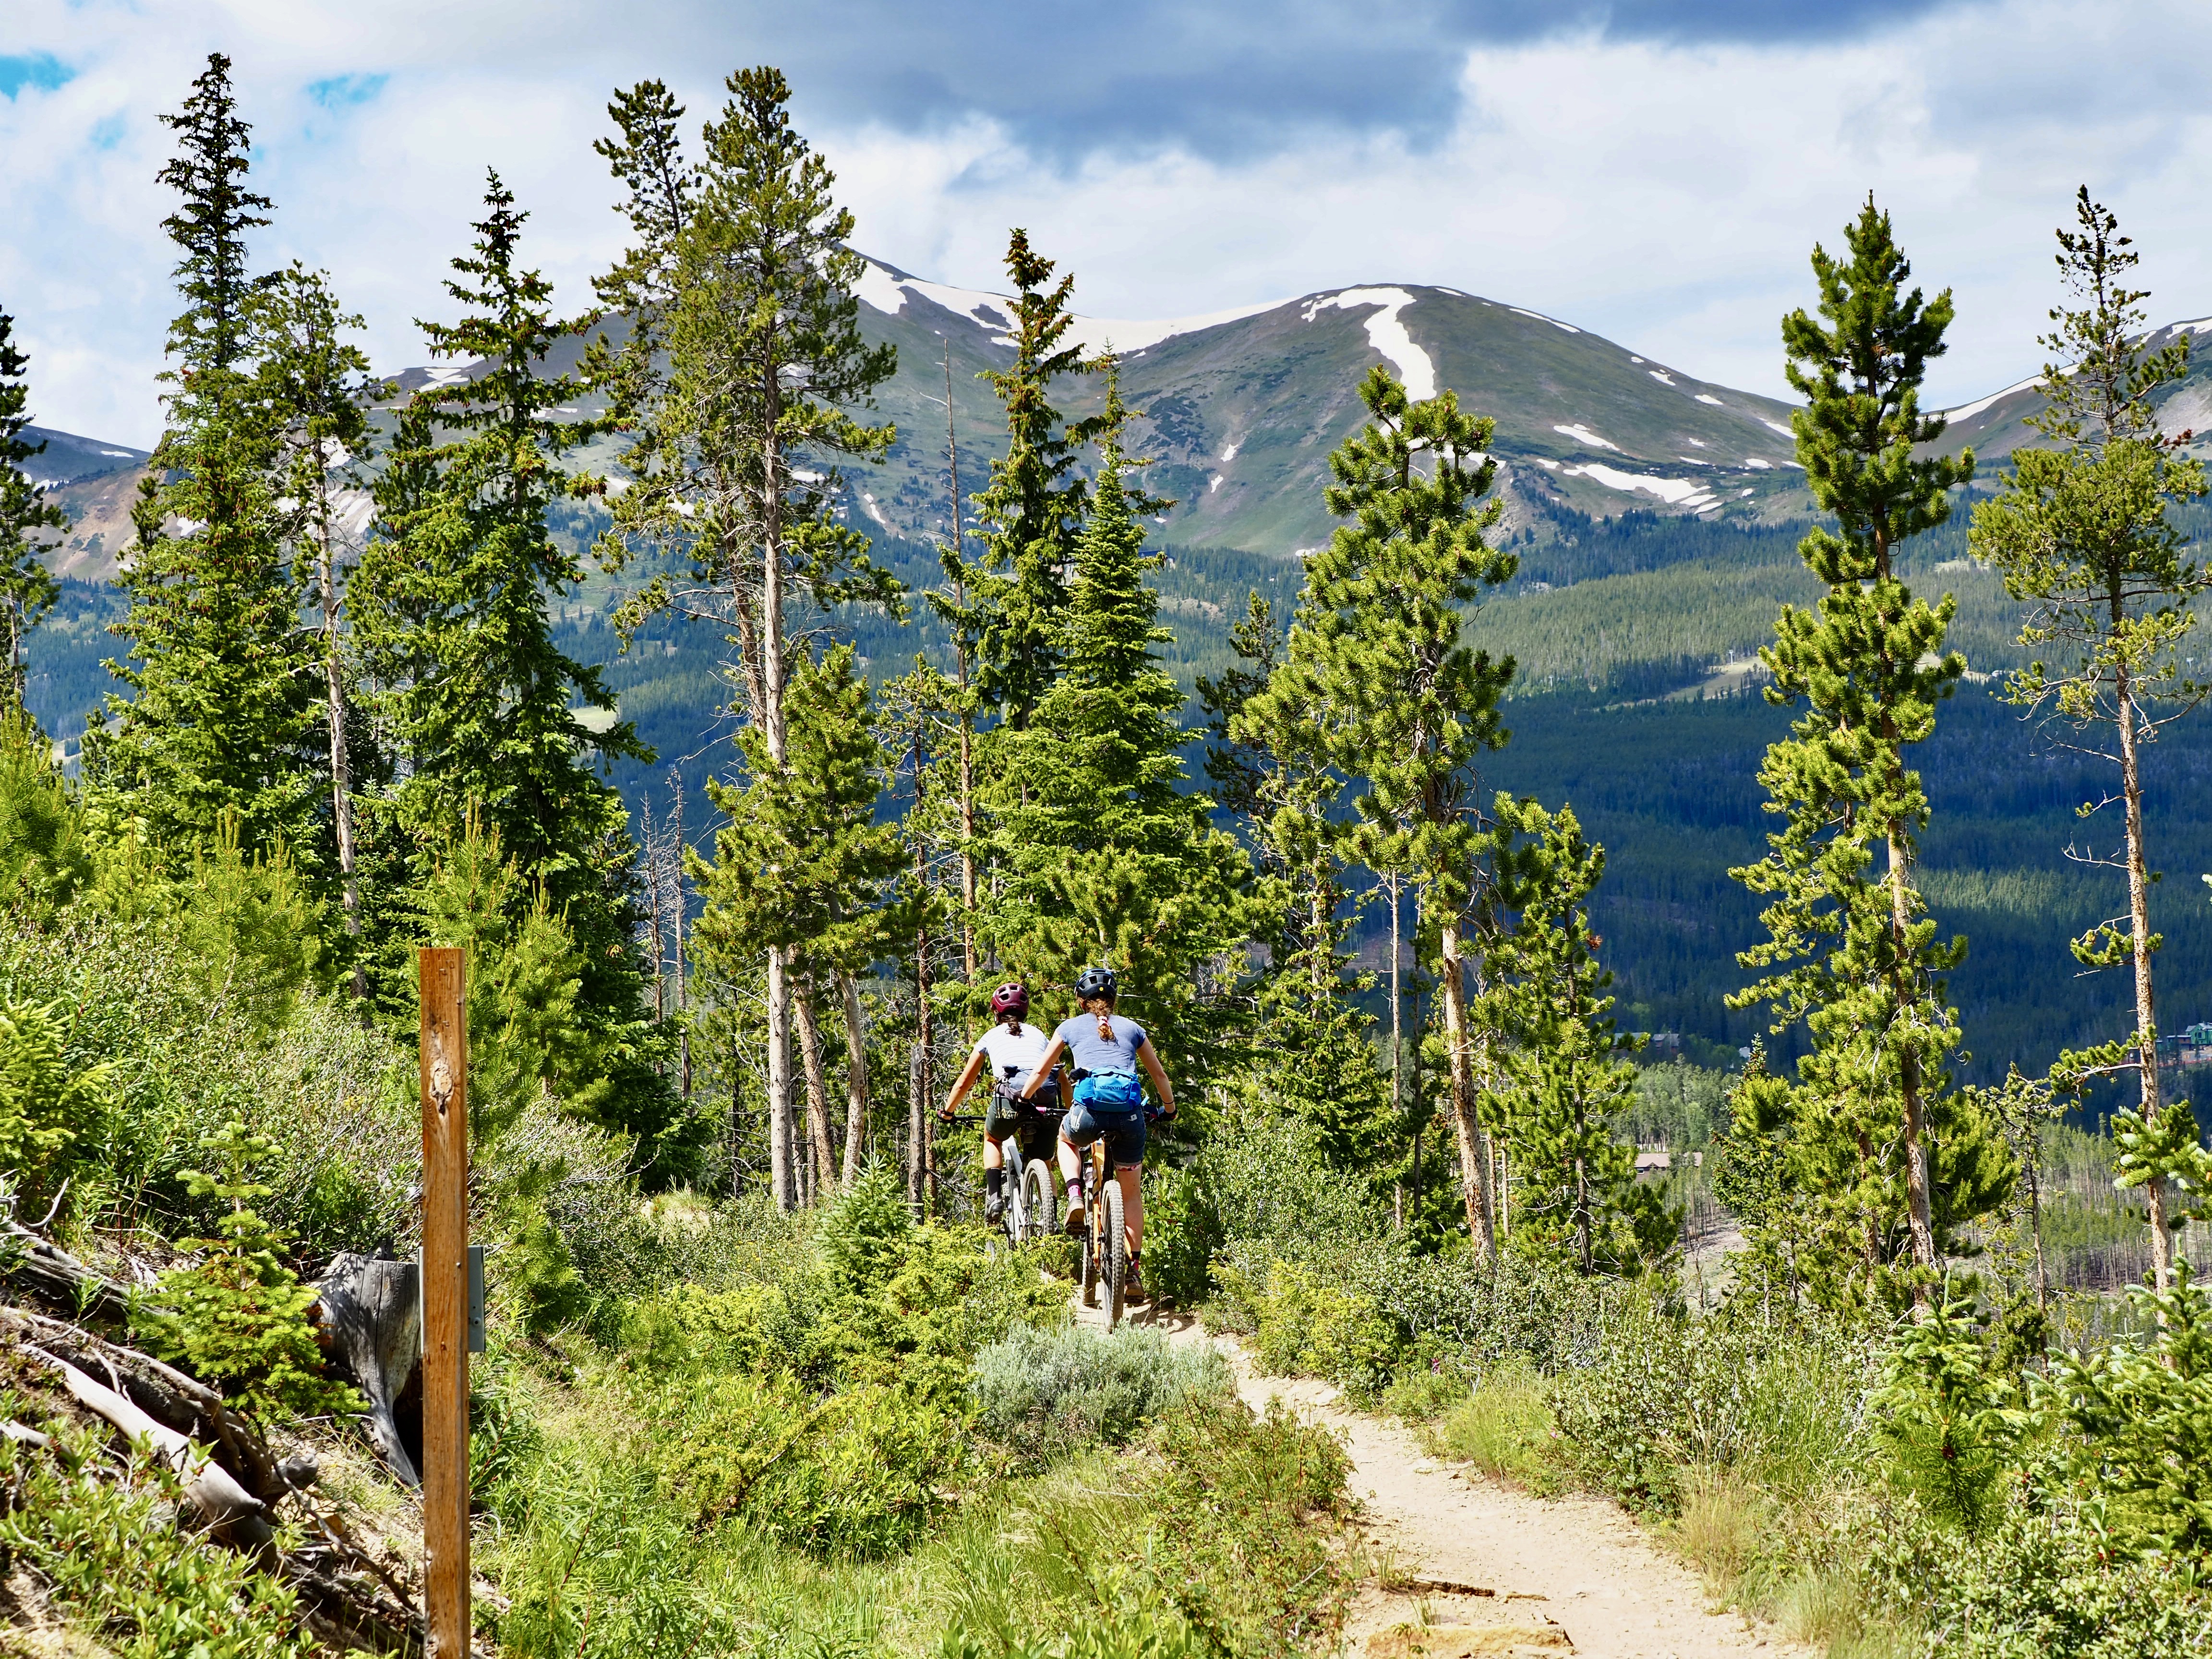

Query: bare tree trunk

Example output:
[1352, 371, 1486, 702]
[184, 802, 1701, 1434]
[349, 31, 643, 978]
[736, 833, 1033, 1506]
[767, 946, 794, 1211]
[793, 978, 836, 1200]
[644, 794, 666, 1022]
[314, 510, 365, 1000]
[1388, 872, 1404, 1120]
[760, 364, 795, 1209]
[671, 769, 692, 1100]
[839, 969, 868, 1186]
[1888, 833, 1938, 1296]
[2116, 671, 2174, 1290]
[1439, 918, 1497, 1263]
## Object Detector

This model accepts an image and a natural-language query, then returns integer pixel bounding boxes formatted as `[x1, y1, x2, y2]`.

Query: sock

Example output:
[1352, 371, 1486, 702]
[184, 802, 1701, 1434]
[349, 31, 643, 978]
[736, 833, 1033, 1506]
[986, 1167, 1004, 1200]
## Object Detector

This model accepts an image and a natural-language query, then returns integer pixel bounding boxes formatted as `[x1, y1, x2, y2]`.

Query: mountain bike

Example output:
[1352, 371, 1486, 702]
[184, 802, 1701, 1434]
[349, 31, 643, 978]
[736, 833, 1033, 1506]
[945, 1097, 1059, 1250]
[1075, 1134, 1127, 1329]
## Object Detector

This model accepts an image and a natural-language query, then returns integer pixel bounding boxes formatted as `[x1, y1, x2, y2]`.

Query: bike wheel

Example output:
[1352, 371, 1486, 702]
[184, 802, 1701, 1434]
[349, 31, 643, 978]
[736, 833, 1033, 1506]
[1002, 1151, 1026, 1249]
[1101, 1179, 1127, 1330]
[1021, 1159, 1056, 1244]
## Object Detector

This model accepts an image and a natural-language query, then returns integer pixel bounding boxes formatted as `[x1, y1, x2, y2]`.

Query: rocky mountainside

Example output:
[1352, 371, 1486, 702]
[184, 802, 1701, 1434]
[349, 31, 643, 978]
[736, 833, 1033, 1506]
[32, 266, 2212, 586]
[840, 258, 1809, 558]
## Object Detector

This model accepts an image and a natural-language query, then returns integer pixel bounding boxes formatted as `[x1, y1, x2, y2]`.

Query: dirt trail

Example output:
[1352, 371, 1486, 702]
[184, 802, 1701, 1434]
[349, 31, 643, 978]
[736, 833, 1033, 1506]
[1088, 1298, 1809, 1659]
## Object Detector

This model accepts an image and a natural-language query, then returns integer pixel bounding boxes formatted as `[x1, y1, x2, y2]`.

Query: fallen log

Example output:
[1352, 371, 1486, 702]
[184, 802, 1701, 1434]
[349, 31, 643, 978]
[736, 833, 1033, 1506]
[314, 1253, 422, 1488]
[24, 1343, 274, 1549]
[0, 1306, 284, 1503]
[1, 1220, 130, 1322]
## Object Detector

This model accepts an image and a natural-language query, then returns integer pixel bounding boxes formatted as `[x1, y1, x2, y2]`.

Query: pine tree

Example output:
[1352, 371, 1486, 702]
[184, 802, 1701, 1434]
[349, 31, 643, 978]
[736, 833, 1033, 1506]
[250, 263, 378, 971]
[693, 646, 905, 1198]
[1201, 593, 1343, 996]
[1244, 367, 1517, 1260]
[945, 231, 1106, 731]
[86, 53, 324, 858]
[0, 309, 65, 711]
[1730, 199, 2012, 1309]
[353, 174, 654, 1051]
[1489, 797, 1672, 1274]
[981, 382, 1255, 1084]
[588, 69, 901, 1212]
[1970, 191, 2212, 1290]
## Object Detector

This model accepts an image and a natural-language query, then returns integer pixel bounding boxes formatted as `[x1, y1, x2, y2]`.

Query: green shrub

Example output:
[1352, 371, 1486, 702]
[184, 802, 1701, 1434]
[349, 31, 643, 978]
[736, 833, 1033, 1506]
[1431, 1357, 1556, 1487]
[1867, 1479, 2212, 1657]
[1548, 1294, 1872, 1514]
[0, 994, 111, 1224]
[649, 1369, 970, 1558]
[0, 1421, 312, 1659]
[1227, 1257, 1403, 1402]
[2044, 1264, 2212, 1557]
[132, 1119, 362, 1425]
[971, 1323, 1232, 1458]
[1141, 1396, 1356, 1656]
[1872, 1296, 2031, 1534]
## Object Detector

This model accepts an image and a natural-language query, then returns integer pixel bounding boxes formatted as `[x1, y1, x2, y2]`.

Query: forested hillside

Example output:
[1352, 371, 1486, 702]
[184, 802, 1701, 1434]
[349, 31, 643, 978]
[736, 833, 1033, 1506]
[4, 52, 2212, 1659]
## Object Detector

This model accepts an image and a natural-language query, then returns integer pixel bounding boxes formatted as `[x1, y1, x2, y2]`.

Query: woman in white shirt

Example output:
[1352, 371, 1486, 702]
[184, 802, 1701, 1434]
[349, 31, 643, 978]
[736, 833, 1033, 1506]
[942, 981, 1070, 1223]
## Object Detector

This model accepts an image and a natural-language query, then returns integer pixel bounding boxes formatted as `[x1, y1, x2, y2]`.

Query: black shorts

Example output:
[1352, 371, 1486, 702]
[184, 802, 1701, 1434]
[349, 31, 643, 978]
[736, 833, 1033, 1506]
[1061, 1100, 1146, 1170]
[985, 1093, 1063, 1161]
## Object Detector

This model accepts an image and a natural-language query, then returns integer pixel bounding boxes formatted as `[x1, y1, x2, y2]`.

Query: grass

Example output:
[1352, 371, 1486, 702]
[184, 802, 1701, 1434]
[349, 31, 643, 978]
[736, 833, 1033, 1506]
[1424, 1359, 1558, 1492]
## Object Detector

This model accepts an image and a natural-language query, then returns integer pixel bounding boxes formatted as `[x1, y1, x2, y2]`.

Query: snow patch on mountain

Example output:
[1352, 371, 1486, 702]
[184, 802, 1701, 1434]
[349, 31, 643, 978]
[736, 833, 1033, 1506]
[855, 255, 1283, 354]
[1300, 288, 1442, 400]
[1648, 370, 1675, 385]
[1745, 458, 1772, 469]
[1695, 394, 1723, 406]
[1943, 375, 2044, 422]
[1564, 463, 1714, 508]
[1511, 307, 1580, 334]
[1303, 288, 1436, 399]
[1762, 419, 1793, 437]
[1554, 423, 1619, 452]
[1221, 442, 1238, 462]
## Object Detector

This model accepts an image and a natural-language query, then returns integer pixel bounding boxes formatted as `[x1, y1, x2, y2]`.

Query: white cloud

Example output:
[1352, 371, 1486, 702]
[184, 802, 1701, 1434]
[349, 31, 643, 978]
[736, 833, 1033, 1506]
[3, 1, 2211, 444]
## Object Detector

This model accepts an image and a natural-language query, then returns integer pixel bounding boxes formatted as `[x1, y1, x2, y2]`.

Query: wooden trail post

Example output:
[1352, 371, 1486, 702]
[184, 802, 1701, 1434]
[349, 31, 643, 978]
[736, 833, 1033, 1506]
[419, 948, 469, 1657]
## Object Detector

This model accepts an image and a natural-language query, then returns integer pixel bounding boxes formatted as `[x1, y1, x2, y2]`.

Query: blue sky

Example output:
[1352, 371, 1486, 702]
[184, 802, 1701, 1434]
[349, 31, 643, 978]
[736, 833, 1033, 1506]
[3, 0, 2210, 444]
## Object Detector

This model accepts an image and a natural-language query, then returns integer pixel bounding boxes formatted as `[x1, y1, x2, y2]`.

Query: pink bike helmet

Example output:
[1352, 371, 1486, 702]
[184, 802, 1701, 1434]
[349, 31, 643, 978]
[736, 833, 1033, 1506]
[988, 981, 1030, 1019]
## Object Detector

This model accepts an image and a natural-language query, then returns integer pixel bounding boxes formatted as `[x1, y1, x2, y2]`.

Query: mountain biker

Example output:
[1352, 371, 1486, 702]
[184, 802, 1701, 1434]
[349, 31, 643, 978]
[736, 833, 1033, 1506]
[1019, 965, 1175, 1302]
[942, 981, 1070, 1225]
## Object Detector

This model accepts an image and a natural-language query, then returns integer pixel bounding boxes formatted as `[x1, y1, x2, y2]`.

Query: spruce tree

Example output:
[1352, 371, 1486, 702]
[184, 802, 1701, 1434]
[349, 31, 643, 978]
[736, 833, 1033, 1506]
[250, 263, 378, 968]
[353, 174, 649, 1027]
[982, 384, 1255, 1085]
[946, 231, 1107, 730]
[87, 53, 324, 857]
[0, 309, 65, 711]
[1970, 191, 2212, 1289]
[693, 645, 905, 1199]
[587, 69, 900, 1211]
[1489, 797, 1671, 1274]
[1244, 367, 1517, 1260]
[1731, 199, 2011, 1309]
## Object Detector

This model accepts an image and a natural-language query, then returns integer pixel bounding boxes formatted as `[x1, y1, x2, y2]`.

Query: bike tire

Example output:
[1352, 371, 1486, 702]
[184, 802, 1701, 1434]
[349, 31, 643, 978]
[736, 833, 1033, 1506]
[1101, 1179, 1127, 1330]
[1021, 1159, 1056, 1244]
[1078, 1166, 1099, 1308]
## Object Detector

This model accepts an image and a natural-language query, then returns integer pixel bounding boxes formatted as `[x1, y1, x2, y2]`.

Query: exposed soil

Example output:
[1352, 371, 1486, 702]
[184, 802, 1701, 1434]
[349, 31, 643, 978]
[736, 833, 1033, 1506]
[1092, 1298, 1813, 1659]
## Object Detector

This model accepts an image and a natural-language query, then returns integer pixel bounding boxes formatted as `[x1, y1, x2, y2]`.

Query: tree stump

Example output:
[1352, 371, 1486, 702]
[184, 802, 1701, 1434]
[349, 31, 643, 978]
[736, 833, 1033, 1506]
[316, 1253, 422, 1488]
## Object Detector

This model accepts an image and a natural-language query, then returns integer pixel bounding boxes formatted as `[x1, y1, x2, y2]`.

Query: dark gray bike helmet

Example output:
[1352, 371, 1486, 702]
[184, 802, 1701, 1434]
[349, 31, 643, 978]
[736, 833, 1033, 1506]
[1074, 964, 1118, 1000]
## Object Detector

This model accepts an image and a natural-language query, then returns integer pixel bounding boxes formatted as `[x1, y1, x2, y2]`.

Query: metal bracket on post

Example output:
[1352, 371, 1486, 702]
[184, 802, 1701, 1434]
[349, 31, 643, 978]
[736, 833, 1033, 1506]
[419, 1244, 485, 1357]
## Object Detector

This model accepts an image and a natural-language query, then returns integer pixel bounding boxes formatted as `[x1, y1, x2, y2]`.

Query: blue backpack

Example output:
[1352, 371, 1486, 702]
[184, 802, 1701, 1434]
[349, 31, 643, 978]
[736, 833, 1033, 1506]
[1075, 1070, 1144, 1112]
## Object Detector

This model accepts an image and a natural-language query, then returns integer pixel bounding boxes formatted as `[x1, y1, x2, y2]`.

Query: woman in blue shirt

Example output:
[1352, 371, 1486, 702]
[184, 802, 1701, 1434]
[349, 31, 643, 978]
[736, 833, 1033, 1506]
[1019, 964, 1175, 1299]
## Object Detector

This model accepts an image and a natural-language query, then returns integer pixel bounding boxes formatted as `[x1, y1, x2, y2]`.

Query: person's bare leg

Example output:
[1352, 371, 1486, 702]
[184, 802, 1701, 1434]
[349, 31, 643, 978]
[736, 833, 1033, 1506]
[1058, 1137, 1083, 1206]
[984, 1137, 1003, 1171]
[1118, 1164, 1143, 1258]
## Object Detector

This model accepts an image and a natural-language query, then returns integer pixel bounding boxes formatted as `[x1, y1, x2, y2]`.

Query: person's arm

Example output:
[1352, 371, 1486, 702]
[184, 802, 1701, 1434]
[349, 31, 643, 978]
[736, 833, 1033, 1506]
[943, 1045, 988, 1116]
[1020, 1037, 1069, 1100]
[1138, 1039, 1175, 1118]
